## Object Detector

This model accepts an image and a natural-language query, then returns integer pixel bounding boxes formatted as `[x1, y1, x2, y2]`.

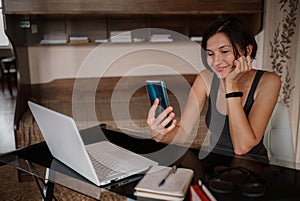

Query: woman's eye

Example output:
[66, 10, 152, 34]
[221, 50, 229, 54]
[207, 53, 214, 57]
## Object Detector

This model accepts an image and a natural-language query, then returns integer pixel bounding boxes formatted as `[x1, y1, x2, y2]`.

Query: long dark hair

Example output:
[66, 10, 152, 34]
[201, 17, 257, 60]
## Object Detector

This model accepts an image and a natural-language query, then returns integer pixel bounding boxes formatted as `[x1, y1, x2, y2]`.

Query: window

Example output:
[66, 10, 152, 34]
[0, 1, 9, 46]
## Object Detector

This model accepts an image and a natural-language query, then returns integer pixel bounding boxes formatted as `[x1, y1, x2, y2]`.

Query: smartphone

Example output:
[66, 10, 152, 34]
[145, 80, 172, 127]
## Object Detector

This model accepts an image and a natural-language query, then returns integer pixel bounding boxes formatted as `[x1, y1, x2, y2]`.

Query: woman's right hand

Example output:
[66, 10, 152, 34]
[147, 98, 177, 143]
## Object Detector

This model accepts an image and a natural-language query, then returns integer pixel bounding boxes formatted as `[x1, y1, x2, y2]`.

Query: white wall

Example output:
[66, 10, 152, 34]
[28, 42, 204, 84]
[28, 33, 265, 84]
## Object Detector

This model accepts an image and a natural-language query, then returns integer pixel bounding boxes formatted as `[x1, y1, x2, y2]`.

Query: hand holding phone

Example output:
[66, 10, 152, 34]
[145, 80, 173, 128]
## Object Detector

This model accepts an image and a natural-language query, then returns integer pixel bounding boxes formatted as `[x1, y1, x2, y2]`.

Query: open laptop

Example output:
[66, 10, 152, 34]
[28, 101, 157, 186]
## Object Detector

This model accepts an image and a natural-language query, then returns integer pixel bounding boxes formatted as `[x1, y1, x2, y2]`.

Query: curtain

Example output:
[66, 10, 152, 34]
[262, 0, 300, 162]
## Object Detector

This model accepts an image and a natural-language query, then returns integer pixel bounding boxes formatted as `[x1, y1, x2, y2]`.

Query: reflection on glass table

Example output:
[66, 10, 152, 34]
[1, 126, 300, 201]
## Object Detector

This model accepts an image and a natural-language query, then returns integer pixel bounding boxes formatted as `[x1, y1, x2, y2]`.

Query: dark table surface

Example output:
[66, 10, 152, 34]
[1, 125, 300, 201]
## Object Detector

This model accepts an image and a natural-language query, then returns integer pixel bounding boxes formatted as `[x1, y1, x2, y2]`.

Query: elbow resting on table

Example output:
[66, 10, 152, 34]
[234, 149, 247, 156]
[233, 137, 260, 155]
[233, 146, 252, 155]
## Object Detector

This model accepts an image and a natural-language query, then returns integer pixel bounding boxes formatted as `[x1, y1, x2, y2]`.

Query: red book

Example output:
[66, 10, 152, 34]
[190, 185, 211, 201]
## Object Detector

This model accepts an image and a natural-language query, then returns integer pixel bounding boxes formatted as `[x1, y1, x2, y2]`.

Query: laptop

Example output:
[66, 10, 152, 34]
[28, 101, 157, 186]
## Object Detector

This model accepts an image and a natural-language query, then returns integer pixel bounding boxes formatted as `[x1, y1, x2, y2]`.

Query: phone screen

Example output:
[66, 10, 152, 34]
[145, 80, 172, 127]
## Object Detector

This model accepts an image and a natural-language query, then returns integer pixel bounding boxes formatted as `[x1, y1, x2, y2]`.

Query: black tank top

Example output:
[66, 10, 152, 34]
[205, 70, 268, 158]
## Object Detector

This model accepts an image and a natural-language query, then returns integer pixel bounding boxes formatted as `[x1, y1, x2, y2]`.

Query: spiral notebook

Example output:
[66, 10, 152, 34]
[134, 165, 194, 201]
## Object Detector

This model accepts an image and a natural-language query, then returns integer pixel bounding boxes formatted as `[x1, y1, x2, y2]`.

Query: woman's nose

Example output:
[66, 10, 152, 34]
[213, 53, 223, 66]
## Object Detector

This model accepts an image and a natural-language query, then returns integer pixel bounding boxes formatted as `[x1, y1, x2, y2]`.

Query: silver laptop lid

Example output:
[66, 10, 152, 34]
[28, 101, 100, 186]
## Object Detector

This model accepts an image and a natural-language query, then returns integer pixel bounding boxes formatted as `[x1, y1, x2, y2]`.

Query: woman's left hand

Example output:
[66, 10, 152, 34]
[226, 55, 252, 84]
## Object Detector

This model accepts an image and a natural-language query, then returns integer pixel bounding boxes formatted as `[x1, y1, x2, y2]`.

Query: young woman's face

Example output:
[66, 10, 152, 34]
[206, 32, 236, 79]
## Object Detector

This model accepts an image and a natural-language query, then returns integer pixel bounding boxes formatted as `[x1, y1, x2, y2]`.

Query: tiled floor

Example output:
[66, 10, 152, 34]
[0, 86, 16, 153]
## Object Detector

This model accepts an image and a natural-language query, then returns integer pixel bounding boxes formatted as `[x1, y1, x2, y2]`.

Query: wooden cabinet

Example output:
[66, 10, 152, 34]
[3, 0, 263, 14]
[3, 0, 264, 45]
[1, 0, 264, 139]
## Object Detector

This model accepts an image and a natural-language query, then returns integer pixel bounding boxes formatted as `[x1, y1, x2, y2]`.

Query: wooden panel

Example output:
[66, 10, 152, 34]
[13, 47, 31, 130]
[3, 0, 263, 14]
[36, 15, 66, 39]
[189, 13, 263, 36]
[108, 15, 148, 33]
[67, 16, 107, 41]
[150, 15, 189, 35]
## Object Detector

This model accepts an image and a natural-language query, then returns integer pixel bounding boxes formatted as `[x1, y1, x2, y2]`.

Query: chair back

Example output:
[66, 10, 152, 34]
[263, 102, 295, 162]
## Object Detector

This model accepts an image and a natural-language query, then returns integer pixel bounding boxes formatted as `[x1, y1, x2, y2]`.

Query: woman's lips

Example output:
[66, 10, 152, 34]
[216, 67, 226, 72]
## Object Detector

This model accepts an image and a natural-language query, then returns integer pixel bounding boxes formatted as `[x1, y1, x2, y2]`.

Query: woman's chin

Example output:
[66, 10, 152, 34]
[216, 71, 230, 79]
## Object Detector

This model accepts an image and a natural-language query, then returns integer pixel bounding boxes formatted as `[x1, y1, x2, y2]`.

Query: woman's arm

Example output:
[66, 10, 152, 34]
[227, 71, 281, 155]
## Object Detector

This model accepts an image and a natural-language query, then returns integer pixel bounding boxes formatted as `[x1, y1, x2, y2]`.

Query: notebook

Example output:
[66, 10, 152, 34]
[134, 165, 194, 201]
[28, 101, 158, 186]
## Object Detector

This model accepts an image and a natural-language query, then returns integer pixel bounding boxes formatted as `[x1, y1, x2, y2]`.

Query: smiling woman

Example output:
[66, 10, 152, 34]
[146, 17, 281, 159]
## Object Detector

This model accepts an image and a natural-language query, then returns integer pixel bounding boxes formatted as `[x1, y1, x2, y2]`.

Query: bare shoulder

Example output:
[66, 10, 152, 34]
[256, 70, 281, 98]
[261, 70, 281, 87]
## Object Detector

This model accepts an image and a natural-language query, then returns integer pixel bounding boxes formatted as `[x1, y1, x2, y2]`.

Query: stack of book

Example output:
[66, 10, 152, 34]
[150, 34, 173, 42]
[110, 31, 132, 43]
[40, 33, 68, 44]
[190, 36, 203, 42]
[190, 180, 217, 201]
[69, 36, 89, 44]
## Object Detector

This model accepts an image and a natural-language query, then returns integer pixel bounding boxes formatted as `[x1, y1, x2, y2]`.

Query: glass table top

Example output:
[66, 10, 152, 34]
[1, 126, 300, 201]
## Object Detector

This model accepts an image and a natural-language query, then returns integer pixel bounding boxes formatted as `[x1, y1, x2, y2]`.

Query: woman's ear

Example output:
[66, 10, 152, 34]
[246, 45, 253, 56]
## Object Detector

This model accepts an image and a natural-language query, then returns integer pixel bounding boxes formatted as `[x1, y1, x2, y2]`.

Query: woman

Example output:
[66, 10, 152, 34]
[147, 17, 281, 157]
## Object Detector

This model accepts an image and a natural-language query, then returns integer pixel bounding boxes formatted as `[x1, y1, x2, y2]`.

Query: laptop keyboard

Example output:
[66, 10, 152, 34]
[86, 146, 135, 180]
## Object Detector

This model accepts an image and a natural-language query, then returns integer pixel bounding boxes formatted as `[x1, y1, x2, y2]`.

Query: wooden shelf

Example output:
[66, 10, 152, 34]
[3, 0, 264, 46]
[2, 0, 263, 15]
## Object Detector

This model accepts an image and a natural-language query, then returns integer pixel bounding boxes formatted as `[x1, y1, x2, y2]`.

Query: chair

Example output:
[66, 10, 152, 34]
[0, 56, 17, 97]
[263, 102, 295, 162]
